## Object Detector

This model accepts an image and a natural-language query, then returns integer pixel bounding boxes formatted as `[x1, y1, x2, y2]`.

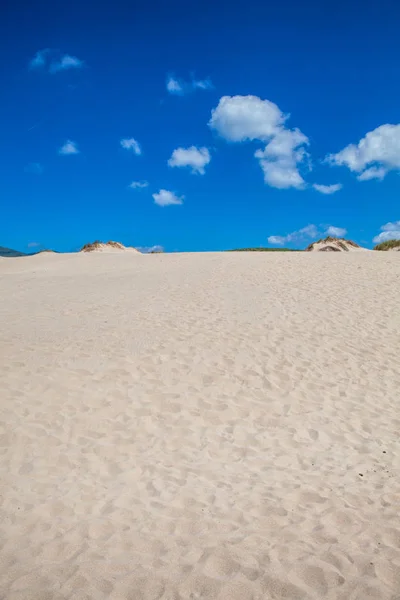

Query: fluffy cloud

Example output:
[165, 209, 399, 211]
[152, 189, 183, 207]
[313, 183, 343, 194]
[209, 95, 309, 189]
[58, 140, 79, 155]
[27, 242, 40, 248]
[326, 226, 347, 237]
[255, 128, 309, 189]
[209, 95, 286, 142]
[120, 138, 142, 155]
[129, 181, 148, 189]
[268, 224, 318, 245]
[30, 50, 83, 73]
[168, 146, 211, 174]
[166, 75, 213, 95]
[327, 124, 400, 181]
[373, 221, 400, 243]
[25, 162, 44, 174]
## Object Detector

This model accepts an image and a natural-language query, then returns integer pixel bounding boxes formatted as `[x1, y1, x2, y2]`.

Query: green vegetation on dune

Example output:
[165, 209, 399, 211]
[373, 239, 400, 251]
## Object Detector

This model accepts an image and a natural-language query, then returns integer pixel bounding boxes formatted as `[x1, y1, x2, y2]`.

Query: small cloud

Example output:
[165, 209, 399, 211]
[167, 74, 213, 95]
[326, 225, 347, 237]
[29, 48, 51, 69]
[27, 242, 40, 248]
[267, 235, 286, 245]
[313, 183, 342, 194]
[49, 54, 84, 73]
[25, 162, 44, 174]
[129, 181, 148, 189]
[168, 146, 211, 175]
[58, 140, 79, 155]
[193, 78, 213, 90]
[166, 76, 184, 95]
[152, 189, 184, 207]
[268, 224, 318, 246]
[120, 138, 142, 155]
[30, 50, 84, 73]
[138, 245, 164, 253]
[373, 220, 400, 244]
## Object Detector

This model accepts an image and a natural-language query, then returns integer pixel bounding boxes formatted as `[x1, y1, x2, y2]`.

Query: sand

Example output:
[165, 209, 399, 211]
[0, 250, 399, 600]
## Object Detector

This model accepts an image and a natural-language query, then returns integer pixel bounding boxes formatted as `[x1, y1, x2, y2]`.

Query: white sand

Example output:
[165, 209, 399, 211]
[0, 251, 399, 600]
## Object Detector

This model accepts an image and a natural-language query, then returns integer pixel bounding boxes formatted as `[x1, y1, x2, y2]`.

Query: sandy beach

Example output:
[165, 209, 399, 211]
[0, 250, 399, 600]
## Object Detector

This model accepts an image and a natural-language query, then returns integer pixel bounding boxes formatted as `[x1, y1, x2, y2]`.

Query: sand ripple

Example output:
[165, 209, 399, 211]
[0, 251, 399, 599]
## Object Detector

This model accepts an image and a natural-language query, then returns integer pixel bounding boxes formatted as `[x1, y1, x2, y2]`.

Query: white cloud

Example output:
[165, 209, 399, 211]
[129, 181, 148, 189]
[313, 183, 342, 194]
[209, 95, 309, 189]
[168, 146, 211, 175]
[30, 50, 83, 73]
[373, 221, 400, 243]
[268, 224, 318, 245]
[193, 78, 213, 90]
[138, 245, 164, 253]
[267, 235, 286, 245]
[25, 162, 44, 174]
[269, 224, 348, 245]
[120, 138, 142, 155]
[327, 124, 400, 181]
[166, 77, 184, 95]
[209, 95, 286, 142]
[50, 54, 84, 73]
[167, 74, 213, 95]
[326, 226, 347, 237]
[29, 49, 51, 69]
[255, 128, 309, 189]
[152, 189, 184, 207]
[357, 166, 387, 181]
[27, 242, 40, 248]
[58, 140, 79, 155]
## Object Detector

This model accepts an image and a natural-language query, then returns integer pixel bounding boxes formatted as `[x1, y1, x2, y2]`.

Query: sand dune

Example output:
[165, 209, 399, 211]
[0, 251, 399, 599]
[80, 241, 141, 253]
[305, 237, 369, 252]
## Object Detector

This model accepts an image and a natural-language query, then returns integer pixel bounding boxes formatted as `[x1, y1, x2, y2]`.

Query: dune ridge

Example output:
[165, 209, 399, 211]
[80, 240, 141, 253]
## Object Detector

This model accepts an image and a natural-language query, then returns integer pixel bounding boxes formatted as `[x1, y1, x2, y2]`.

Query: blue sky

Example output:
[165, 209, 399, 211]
[1, 0, 399, 252]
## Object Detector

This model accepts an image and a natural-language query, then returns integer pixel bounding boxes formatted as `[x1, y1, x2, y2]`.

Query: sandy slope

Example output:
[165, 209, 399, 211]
[0, 251, 399, 600]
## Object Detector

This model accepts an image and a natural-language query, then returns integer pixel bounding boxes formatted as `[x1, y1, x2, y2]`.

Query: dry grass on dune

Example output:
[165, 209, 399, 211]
[81, 240, 125, 252]
[80, 240, 140, 253]
[306, 236, 363, 252]
[374, 239, 400, 251]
